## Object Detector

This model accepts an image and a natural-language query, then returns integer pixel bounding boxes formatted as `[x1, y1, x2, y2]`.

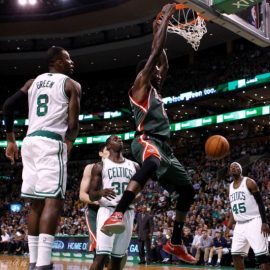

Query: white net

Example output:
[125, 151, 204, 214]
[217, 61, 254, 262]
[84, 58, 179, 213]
[159, 7, 207, 51]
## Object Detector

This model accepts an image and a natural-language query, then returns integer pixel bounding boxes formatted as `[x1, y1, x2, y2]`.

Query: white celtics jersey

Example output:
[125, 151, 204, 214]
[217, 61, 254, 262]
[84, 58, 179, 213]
[229, 177, 260, 222]
[99, 158, 136, 207]
[27, 73, 69, 139]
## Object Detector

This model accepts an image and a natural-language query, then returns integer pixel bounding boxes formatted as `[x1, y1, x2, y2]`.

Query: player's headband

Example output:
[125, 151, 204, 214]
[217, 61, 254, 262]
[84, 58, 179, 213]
[231, 162, 242, 174]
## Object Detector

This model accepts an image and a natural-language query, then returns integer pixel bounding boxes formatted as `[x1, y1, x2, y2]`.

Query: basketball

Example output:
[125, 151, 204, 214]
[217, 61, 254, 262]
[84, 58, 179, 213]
[205, 135, 230, 160]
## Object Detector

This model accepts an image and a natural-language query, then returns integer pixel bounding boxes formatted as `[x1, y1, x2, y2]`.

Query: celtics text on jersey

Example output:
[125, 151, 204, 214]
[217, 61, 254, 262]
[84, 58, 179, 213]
[99, 158, 136, 207]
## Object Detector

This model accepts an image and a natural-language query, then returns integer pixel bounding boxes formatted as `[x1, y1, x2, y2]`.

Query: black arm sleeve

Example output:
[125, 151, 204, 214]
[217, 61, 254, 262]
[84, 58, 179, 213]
[252, 191, 267, 223]
[3, 90, 28, 132]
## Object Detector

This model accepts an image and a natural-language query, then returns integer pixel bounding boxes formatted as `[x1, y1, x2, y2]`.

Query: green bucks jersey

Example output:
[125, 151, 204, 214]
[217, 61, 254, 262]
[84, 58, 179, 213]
[129, 87, 170, 140]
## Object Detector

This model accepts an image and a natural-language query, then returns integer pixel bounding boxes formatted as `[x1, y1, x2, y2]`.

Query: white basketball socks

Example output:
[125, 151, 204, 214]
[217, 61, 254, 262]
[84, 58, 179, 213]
[36, 233, 55, 267]
[28, 235, 39, 264]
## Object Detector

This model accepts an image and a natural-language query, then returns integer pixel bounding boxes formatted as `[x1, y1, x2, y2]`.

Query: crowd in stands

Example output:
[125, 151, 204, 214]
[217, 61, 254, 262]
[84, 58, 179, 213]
[60, 40, 270, 114]
[0, 136, 269, 266]
[1, 39, 270, 115]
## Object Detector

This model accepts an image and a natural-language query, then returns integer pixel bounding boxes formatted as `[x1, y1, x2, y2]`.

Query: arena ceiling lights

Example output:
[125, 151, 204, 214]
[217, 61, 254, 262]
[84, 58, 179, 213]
[18, 0, 37, 6]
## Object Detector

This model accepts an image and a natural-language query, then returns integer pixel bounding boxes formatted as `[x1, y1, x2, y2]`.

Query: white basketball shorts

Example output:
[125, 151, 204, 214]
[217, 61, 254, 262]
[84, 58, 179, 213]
[21, 133, 67, 199]
[231, 217, 269, 256]
[96, 206, 134, 257]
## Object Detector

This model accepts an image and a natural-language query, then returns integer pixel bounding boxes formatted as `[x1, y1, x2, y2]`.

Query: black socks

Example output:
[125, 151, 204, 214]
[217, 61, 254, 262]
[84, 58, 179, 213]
[171, 221, 184, 245]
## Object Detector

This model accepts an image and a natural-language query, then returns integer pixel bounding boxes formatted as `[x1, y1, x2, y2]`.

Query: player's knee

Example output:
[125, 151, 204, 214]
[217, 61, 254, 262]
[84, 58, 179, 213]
[256, 254, 269, 265]
[232, 254, 243, 262]
[132, 156, 160, 187]
[176, 184, 195, 212]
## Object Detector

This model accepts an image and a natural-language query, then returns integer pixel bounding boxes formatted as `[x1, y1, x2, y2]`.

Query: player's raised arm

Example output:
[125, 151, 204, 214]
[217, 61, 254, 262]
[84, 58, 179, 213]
[89, 162, 116, 201]
[3, 79, 34, 164]
[64, 79, 81, 153]
[246, 178, 270, 237]
[79, 164, 95, 203]
[152, 19, 169, 83]
[158, 49, 169, 89]
[131, 3, 175, 102]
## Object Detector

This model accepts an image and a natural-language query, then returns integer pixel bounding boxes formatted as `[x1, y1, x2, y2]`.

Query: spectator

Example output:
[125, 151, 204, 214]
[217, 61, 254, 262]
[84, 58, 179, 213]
[150, 230, 168, 263]
[182, 226, 194, 253]
[195, 229, 212, 265]
[191, 227, 202, 257]
[0, 228, 10, 254]
[135, 206, 154, 264]
[207, 231, 229, 266]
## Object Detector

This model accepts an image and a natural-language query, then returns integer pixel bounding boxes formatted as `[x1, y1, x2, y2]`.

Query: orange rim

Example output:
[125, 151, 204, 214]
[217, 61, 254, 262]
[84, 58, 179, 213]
[156, 3, 207, 28]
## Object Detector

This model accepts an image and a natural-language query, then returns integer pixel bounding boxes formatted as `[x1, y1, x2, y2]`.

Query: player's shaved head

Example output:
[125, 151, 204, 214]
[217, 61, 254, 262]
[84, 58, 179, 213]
[47, 46, 65, 67]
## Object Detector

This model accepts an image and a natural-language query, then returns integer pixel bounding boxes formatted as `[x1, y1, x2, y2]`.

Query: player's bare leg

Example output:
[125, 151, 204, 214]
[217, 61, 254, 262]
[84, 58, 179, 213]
[260, 263, 269, 270]
[258, 256, 269, 270]
[107, 256, 122, 270]
[27, 199, 45, 270]
[39, 198, 63, 235]
[90, 254, 109, 270]
[28, 199, 45, 235]
[120, 253, 128, 270]
[233, 255, 245, 270]
[35, 198, 63, 269]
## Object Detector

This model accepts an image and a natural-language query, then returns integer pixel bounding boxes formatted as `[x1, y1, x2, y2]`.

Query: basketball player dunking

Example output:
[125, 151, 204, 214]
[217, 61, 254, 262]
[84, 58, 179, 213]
[101, 3, 196, 264]
[3, 47, 81, 270]
[89, 135, 139, 270]
[228, 162, 270, 270]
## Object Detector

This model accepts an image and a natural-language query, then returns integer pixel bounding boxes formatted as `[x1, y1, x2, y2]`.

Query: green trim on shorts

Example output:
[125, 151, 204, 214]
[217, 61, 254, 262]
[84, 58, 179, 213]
[58, 141, 64, 190]
[28, 130, 63, 141]
[96, 250, 111, 255]
[231, 252, 247, 256]
[111, 252, 125, 258]
[32, 141, 65, 199]
[21, 192, 45, 199]
[34, 190, 62, 198]
[255, 250, 268, 256]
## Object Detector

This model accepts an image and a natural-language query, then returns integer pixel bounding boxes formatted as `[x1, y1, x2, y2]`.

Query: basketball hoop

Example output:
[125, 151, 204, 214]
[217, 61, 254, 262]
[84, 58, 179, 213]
[156, 4, 207, 51]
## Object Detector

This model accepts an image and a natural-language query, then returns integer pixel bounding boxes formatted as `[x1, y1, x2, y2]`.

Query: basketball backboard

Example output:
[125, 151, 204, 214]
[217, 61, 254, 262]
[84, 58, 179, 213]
[176, 0, 270, 47]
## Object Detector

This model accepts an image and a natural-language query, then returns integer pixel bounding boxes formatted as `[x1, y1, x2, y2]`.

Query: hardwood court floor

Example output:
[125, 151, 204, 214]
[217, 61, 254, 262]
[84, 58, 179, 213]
[0, 255, 239, 270]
